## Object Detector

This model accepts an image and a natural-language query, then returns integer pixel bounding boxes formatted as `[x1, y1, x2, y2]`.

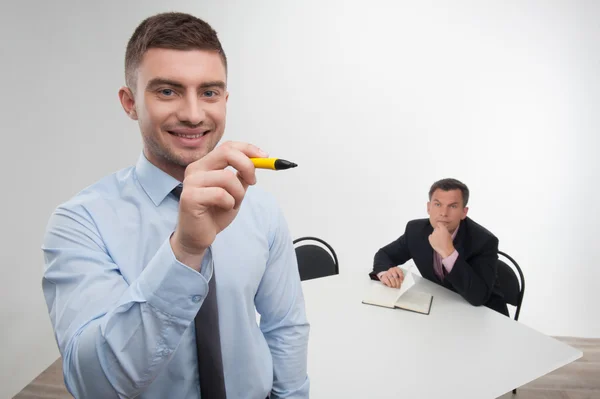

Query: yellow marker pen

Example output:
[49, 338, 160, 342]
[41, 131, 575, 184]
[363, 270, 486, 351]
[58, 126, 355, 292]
[250, 158, 298, 170]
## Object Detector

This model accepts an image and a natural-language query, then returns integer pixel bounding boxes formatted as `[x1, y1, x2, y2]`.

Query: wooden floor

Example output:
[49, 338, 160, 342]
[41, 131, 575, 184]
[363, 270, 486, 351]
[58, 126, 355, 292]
[13, 337, 599, 398]
[497, 337, 600, 399]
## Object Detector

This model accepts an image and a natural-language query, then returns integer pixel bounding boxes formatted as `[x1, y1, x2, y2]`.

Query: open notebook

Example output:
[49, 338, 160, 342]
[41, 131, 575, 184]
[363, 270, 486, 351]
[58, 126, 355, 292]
[362, 270, 433, 315]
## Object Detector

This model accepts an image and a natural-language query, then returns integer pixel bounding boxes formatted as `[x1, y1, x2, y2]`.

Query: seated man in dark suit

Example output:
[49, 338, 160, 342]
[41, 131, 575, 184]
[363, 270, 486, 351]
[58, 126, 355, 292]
[369, 178, 508, 316]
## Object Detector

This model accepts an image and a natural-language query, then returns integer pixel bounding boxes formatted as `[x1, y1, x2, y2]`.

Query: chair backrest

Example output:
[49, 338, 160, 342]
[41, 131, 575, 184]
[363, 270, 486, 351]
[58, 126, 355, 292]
[293, 237, 339, 281]
[496, 250, 525, 320]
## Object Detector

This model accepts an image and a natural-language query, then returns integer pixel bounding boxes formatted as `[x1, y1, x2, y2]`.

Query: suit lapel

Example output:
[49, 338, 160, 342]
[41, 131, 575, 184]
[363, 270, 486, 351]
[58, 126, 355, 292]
[453, 218, 467, 257]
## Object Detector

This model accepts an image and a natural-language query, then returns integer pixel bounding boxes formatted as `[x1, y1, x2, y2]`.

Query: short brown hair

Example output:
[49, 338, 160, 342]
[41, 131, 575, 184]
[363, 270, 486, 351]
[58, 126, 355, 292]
[428, 178, 470, 207]
[125, 12, 227, 90]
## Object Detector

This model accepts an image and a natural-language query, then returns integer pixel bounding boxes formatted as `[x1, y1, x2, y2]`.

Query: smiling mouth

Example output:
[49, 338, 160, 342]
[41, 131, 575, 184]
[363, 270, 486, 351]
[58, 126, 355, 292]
[168, 130, 209, 139]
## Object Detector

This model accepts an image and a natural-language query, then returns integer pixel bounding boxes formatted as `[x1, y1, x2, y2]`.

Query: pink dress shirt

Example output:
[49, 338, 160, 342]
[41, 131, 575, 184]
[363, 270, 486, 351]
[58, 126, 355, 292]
[432, 224, 459, 279]
[378, 224, 460, 281]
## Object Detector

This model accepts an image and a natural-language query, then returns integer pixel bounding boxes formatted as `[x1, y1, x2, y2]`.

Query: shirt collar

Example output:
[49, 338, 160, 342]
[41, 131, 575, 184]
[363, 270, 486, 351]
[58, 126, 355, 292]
[135, 152, 182, 206]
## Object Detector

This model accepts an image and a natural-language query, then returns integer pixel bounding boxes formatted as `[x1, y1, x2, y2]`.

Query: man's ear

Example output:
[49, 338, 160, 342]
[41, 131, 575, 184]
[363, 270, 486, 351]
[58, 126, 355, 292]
[426, 201, 431, 215]
[118, 86, 138, 120]
[462, 206, 469, 219]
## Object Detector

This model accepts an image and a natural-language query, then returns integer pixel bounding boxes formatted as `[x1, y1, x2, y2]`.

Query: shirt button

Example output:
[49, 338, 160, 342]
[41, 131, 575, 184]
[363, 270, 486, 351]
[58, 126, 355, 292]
[191, 295, 202, 303]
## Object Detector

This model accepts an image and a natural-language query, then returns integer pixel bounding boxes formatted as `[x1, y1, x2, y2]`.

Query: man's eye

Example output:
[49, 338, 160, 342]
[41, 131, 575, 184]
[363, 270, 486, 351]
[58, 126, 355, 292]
[203, 90, 216, 97]
[160, 89, 174, 96]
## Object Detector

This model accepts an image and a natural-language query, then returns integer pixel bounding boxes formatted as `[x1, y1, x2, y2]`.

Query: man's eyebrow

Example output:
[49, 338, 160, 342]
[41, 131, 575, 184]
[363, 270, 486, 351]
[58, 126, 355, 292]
[433, 199, 459, 205]
[145, 79, 226, 91]
[145, 78, 185, 90]
[199, 81, 226, 90]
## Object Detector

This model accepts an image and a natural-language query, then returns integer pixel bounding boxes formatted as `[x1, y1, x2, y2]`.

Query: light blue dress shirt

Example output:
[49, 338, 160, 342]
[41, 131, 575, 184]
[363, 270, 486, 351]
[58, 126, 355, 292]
[41, 153, 310, 399]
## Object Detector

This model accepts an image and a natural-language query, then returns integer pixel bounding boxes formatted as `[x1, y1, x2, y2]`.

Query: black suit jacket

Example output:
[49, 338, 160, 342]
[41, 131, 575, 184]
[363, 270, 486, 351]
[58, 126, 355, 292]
[370, 217, 508, 316]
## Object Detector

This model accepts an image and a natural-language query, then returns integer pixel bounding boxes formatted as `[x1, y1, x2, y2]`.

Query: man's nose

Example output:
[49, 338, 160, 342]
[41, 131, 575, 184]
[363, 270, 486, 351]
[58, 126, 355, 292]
[178, 94, 206, 125]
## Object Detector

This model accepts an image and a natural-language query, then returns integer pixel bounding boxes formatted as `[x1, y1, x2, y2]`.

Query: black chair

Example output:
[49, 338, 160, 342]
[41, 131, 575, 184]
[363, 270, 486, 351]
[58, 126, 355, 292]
[496, 250, 525, 321]
[496, 250, 525, 395]
[293, 237, 339, 281]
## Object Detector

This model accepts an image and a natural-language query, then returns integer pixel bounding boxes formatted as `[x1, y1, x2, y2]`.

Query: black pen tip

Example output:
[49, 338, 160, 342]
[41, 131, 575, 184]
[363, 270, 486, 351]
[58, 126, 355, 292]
[274, 159, 298, 170]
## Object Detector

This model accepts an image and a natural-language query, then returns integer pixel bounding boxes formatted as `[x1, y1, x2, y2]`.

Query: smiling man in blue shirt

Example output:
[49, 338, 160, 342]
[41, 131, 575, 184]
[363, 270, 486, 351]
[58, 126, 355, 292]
[41, 12, 310, 399]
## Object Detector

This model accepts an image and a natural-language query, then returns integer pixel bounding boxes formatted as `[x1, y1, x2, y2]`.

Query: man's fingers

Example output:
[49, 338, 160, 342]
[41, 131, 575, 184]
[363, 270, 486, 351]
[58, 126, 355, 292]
[388, 273, 398, 287]
[380, 275, 388, 286]
[182, 186, 236, 211]
[187, 141, 267, 185]
[236, 170, 250, 191]
[437, 222, 449, 232]
[382, 269, 407, 288]
[210, 147, 258, 184]
[183, 170, 246, 209]
[221, 140, 268, 158]
[390, 268, 405, 287]
[390, 268, 402, 279]
[390, 273, 401, 288]
[381, 275, 392, 287]
[386, 274, 395, 288]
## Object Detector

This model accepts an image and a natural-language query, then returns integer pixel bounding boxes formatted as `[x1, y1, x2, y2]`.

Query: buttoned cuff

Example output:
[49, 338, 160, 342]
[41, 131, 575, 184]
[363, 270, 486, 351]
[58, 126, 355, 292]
[442, 250, 459, 274]
[137, 237, 213, 321]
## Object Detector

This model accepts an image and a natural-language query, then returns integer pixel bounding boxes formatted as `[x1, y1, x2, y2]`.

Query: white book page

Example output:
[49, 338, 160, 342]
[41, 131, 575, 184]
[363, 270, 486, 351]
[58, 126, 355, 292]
[395, 289, 433, 314]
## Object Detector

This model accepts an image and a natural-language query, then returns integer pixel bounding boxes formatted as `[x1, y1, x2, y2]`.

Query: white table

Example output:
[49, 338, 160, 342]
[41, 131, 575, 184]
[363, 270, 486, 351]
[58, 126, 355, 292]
[300, 271, 582, 399]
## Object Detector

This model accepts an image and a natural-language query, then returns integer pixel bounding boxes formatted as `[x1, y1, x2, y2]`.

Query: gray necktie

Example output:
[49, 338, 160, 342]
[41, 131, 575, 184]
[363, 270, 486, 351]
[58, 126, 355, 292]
[171, 185, 227, 399]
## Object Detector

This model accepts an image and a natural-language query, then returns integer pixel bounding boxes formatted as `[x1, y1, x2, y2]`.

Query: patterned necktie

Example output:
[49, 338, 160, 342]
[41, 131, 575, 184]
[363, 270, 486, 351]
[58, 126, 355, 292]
[171, 185, 227, 399]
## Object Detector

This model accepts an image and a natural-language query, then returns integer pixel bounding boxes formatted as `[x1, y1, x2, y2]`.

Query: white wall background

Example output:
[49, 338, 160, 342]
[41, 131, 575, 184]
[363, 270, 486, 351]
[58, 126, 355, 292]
[1, 0, 598, 397]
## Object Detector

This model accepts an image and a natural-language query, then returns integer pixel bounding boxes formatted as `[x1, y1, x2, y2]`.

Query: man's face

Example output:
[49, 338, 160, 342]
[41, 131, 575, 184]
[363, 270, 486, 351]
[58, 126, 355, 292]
[427, 189, 468, 233]
[121, 48, 228, 173]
